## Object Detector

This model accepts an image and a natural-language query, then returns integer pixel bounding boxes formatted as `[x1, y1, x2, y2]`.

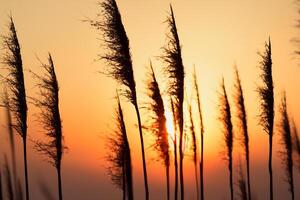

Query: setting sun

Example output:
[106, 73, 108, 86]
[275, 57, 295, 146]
[165, 109, 175, 142]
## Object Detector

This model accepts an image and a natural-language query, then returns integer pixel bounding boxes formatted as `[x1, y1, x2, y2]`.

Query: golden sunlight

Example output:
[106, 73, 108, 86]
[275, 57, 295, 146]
[165, 108, 175, 141]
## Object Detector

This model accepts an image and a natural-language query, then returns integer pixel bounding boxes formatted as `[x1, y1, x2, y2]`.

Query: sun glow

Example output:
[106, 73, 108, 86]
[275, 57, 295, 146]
[165, 109, 175, 141]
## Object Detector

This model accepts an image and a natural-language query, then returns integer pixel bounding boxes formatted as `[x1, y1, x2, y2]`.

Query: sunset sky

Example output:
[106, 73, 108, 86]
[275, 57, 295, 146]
[0, 0, 300, 199]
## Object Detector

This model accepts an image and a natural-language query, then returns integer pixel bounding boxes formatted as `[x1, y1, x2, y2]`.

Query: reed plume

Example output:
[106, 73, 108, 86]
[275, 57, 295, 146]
[88, 1, 148, 197]
[4, 155, 14, 200]
[218, 78, 234, 200]
[291, 120, 300, 171]
[237, 159, 247, 200]
[146, 63, 170, 200]
[187, 99, 199, 200]
[170, 97, 178, 200]
[106, 94, 133, 200]
[233, 67, 251, 200]
[31, 54, 65, 200]
[3, 87, 17, 194]
[162, 5, 185, 199]
[257, 38, 274, 200]
[1, 16, 29, 200]
[193, 66, 204, 200]
[278, 93, 294, 200]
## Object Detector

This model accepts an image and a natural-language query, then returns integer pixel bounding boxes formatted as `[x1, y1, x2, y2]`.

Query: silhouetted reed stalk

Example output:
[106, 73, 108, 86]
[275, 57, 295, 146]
[257, 39, 274, 200]
[233, 67, 251, 200]
[1, 17, 29, 200]
[107, 94, 133, 200]
[4, 155, 14, 200]
[218, 78, 234, 200]
[187, 100, 199, 200]
[88, 1, 148, 198]
[193, 67, 204, 200]
[278, 93, 294, 200]
[146, 63, 170, 200]
[162, 5, 185, 199]
[3, 87, 17, 193]
[170, 97, 178, 200]
[31, 54, 65, 200]
[237, 159, 247, 200]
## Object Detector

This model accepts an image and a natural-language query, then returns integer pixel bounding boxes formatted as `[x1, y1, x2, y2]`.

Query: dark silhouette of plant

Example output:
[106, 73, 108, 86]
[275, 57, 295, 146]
[146, 63, 170, 200]
[292, 0, 300, 58]
[193, 67, 204, 200]
[88, 1, 149, 198]
[233, 67, 251, 200]
[106, 94, 134, 200]
[3, 155, 14, 200]
[1, 16, 29, 200]
[218, 78, 234, 200]
[161, 5, 185, 199]
[237, 159, 247, 200]
[31, 54, 65, 200]
[257, 38, 274, 200]
[291, 120, 300, 171]
[3, 87, 18, 194]
[278, 93, 294, 200]
[187, 99, 199, 200]
[170, 97, 178, 200]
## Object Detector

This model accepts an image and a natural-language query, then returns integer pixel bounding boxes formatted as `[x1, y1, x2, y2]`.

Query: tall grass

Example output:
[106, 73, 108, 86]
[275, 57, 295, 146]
[187, 99, 199, 200]
[3, 87, 17, 193]
[31, 54, 65, 200]
[170, 97, 179, 200]
[233, 67, 251, 200]
[257, 39, 274, 200]
[162, 5, 185, 199]
[218, 78, 234, 200]
[4, 155, 14, 200]
[278, 93, 294, 200]
[1, 16, 29, 200]
[146, 63, 170, 200]
[193, 67, 205, 200]
[292, 120, 300, 171]
[107, 94, 134, 200]
[237, 159, 247, 200]
[88, 1, 149, 198]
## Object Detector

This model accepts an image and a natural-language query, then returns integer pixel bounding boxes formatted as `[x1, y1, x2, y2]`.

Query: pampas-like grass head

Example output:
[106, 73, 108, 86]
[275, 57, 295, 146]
[32, 54, 65, 169]
[278, 92, 294, 199]
[106, 94, 133, 199]
[89, 0, 136, 104]
[1, 16, 27, 138]
[258, 39, 274, 135]
[146, 62, 170, 167]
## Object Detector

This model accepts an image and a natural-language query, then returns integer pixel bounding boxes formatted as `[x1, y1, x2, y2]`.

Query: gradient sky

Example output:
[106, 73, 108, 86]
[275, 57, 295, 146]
[0, 0, 300, 199]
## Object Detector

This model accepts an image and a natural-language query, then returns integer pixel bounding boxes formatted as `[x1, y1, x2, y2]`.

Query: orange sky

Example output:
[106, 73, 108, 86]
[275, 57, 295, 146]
[0, 0, 300, 199]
